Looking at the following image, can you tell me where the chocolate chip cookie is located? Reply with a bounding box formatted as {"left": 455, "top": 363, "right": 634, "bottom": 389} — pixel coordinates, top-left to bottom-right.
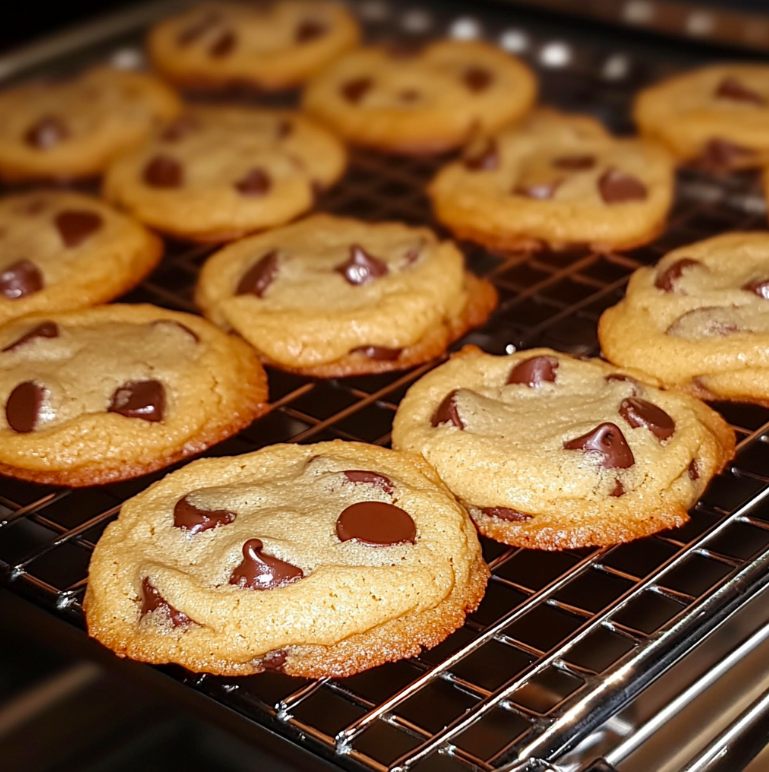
{"left": 0, "top": 67, "right": 182, "bottom": 182}
{"left": 302, "top": 39, "right": 537, "bottom": 155}
{"left": 0, "top": 191, "right": 163, "bottom": 325}
{"left": 195, "top": 214, "right": 497, "bottom": 376}
{"left": 391, "top": 346, "right": 734, "bottom": 550}
{"left": 0, "top": 304, "right": 269, "bottom": 486}
{"left": 148, "top": 1, "right": 361, "bottom": 92}
{"left": 84, "top": 440, "right": 488, "bottom": 676}
{"left": 429, "top": 109, "right": 675, "bottom": 252}
{"left": 600, "top": 232, "right": 769, "bottom": 404}
{"left": 103, "top": 106, "right": 346, "bottom": 242}
{"left": 634, "top": 65, "right": 769, "bottom": 170}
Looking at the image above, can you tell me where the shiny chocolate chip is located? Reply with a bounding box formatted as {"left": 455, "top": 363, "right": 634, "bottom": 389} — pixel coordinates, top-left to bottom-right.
{"left": 177, "top": 11, "right": 221, "bottom": 46}
{"left": 160, "top": 115, "right": 198, "bottom": 142}
{"left": 563, "top": 422, "right": 635, "bottom": 469}
{"left": 209, "top": 29, "right": 237, "bottom": 58}
{"left": 150, "top": 319, "right": 199, "bottom": 343}
{"left": 464, "top": 67, "right": 493, "bottom": 92}
{"left": 336, "top": 245, "right": 388, "bottom": 286}
{"left": 25, "top": 115, "right": 69, "bottom": 149}
{"left": 743, "top": 278, "right": 769, "bottom": 299}
{"left": 336, "top": 501, "right": 416, "bottom": 546}
{"left": 697, "top": 138, "right": 755, "bottom": 170}
{"left": 55, "top": 210, "right": 102, "bottom": 248}
{"left": 619, "top": 397, "right": 675, "bottom": 441}
{"left": 431, "top": 390, "right": 464, "bottom": 429}
{"left": 610, "top": 479, "right": 625, "bottom": 497}
{"left": 143, "top": 156, "right": 183, "bottom": 188}
{"left": 514, "top": 179, "right": 561, "bottom": 200}
{"left": 341, "top": 77, "right": 372, "bottom": 103}
{"left": 108, "top": 380, "right": 165, "bottom": 422}
{"left": 235, "top": 168, "right": 271, "bottom": 196}
{"left": 507, "top": 355, "right": 559, "bottom": 387}
{"left": 229, "top": 539, "right": 303, "bottom": 590}
{"left": 6, "top": 382, "right": 45, "bottom": 433}
{"left": 351, "top": 345, "right": 402, "bottom": 361}
{"left": 2, "top": 321, "right": 58, "bottom": 353}
{"left": 598, "top": 168, "right": 647, "bottom": 203}
{"left": 552, "top": 155, "right": 596, "bottom": 170}
{"left": 296, "top": 19, "right": 326, "bottom": 42}
{"left": 482, "top": 507, "right": 532, "bottom": 521}
{"left": 654, "top": 258, "right": 701, "bottom": 293}
{"left": 140, "top": 578, "right": 190, "bottom": 627}
{"left": 688, "top": 459, "right": 700, "bottom": 481}
{"left": 342, "top": 470, "right": 394, "bottom": 494}
{"left": 464, "top": 139, "right": 499, "bottom": 171}
{"left": 0, "top": 260, "right": 43, "bottom": 300}
{"left": 261, "top": 649, "right": 287, "bottom": 671}
{"left": 236, "top": 250, "right": 279, "bottom": 297}
{"left": 174, "top": 495, "right": 236, "bottom": 534}
{"left": 715, "top": 76, "right": 765, "bottom": 106}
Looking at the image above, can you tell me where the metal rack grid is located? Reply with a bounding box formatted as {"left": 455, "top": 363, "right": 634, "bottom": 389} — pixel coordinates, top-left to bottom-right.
{"left": 2, "top": 2, "right": 769, "bottom": 771}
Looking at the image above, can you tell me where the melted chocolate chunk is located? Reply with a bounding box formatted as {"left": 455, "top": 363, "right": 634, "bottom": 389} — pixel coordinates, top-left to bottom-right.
{"left": 507, "top": 355, "right": 559, "bottom": 387}
{"left": 174, "top": 495, "right": 236, "bottom": 534}
{"left": 598, "top": 169, "right": 647, "bottom": 203}
{"left": 341, "top": 77, "right": 372, "bottom": 103}
{"left": 654, "top": 258, "right": 701, "bottom": 293}
{"left": 0, "top": 260, "right": 43, "bottom": 300}
{"left": 464, "top": 67, "right": 493, "bottom": 92}
{"left": 2, "top": 321, "right": 58, "bottom": 353}
{"left": 464, "top": 139, "right": 499, "bottom": 171}
{"left": 140, "top": 578, "right": 190, "bottom": 627}
{"left": 336, "top": 245, "right": 389, "bottom": 285}
{"left": 296, "top": 19, "right": 326, "bottom": 42}
{"left": 25, "top": 115, "right": 69, "bottom": 149}
{"left": 150, "top": 319, "right": 199, "bottom": 343}
{"left": 563, "top": 422, "right": 635, "bottom": 469}
{"left": 482, "top": 507, "right": 532, "bottom": 521}
{"left": 236, "top": 250, "right": 279, "bottom": 297}
{"left": 610, "top": 479, "right": 625, "bottom": 497}
{"left": 342, "top": 470, "right": 394, "bottom": 494}
{"left": 715, "top": 76, "right": 765, "bottom": 106}
{"left": 235, "top": 168, "right": 272, "bottom": 196}
{"left": 55, "top": 210, "right": 102, "bottom": 248}
{"left": 229, "top": 539, "right": 303, "bottom": 590}
{"left": 336, "top": 501, "right": 416, "bottom": 546}
{"left": 209, "top": 29, "right": 237, "bottom": 58}
{"left": 431, "top": 390, "right": 464, "bottom": 429}
{"left": 261, "top": 649, "right": 287, "bottom": 671}
{"left": 698, "top": 138, "right": 755, "bottom": 170}
{"left": 619, "top": 397, "right": 675, "bottom": 441}
{"left": 688, "top": 459, "right": 700, "bottom": 481}
{"left": 6, "top": 381, "right": 45, "bottom": 433}
{"left": 351, "top": 345, "right": 402, "bottom": 361}
{"left": 177, "top": 11, "right": 221, "bottom": 46}
{"left": 143, "top": 156, "right": 183, "bottom": 188}
{"left": 743, "top": 278, "right": 769, "bottom": 299}
{"left": 160, "top": 115, "right": 198, "bottom": 142}
{"left": 514, "top": 179, "right": 561, "bottom": 200}
{"left": 552, "top": 155, "right": 596, "bottom": 170}
{"left": 108, "top": 380, "right": 165, "bottom": 422}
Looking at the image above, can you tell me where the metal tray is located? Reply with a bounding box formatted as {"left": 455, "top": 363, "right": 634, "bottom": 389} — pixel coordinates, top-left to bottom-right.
{"left": 2, "top": 2, "right": 769, "bottom": 770}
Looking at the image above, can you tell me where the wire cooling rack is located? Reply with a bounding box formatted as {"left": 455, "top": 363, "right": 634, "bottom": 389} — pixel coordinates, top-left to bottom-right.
{"left": 2, "top": 1, "right": 769, "bottom": 770}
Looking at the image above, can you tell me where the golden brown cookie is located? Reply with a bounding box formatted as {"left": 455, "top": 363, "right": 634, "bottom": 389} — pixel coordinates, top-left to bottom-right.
{"left": 0, "top": 304, "right": 269, "bottom": 487}
{"left": 84, "top": 441, "right": 488, "bottom": 677}
{"left": 195, "top": 214, "right": 497, "bottom": 376}
{"left": 392, "top": 346, "right": 734, "bottom": 550}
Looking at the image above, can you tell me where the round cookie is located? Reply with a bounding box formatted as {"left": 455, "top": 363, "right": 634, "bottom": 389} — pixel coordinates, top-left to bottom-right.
{"left": 0, "top": 304, "right": 269, "bottom": 487}
{"left": 84, "top": 440, "right": 488, "bottom": 677}
{"left": 302, "top": 40, "right": 537, "bottom": 155}
{"left": 428, "top": 110, "right": 675, "bottom": 252}
{"left": 391, "top": 346, "right": 734, "bottom": 550}
{"left": 634, "top": 65, "right": 769, "bottom": 170}
{"left": 0, "top": 67, "right": 181, "bottom": 182}
{"left": 600, "top": 233, "right": 769, "bottom": 405}
{"left": 103, "top": 106, "right": 347, "bottom": 242}
{"left": 0, "top": 191, "right": 163, "bottom": 325}
{"left": 148, "top": 1, "right": 361, "bottom": 92}
{"left": 195, "top": 214, "right": 497, "bottom": 377}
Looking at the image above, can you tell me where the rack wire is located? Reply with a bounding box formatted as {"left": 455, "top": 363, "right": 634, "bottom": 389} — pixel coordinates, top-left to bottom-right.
{"left": 2, "top": 2, "right": 769, "bottom": 770}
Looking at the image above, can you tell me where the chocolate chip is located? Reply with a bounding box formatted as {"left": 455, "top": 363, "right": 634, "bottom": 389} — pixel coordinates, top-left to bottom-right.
{"left": 177, "top": 11, "right": 220, "bottom": 46}
{"left": 150, "top": 319, "right": 199, "bottom": 343}
{"left": 514, "top": 179, "right": 561, "bottom": 200}
{"left": 160, "top": 115, "right": 198, "bottom": 142}
{"left": 55, "top": 210, "right": 102, "bottom": 248}
{"left": 2, "top": 321, "right": 58, "bottom": 353}
{"left": 229, "top": 539, "right": 303, "bottom": 590}
{"left": 342, "top": 470, "right": 394, "bottom": 494}
{"left": 697, "top": 138, "right": 755, "bottom": 170}
{"left": 336, "top": 245, "right": 388, "bottom": 286}
{"left": 174, "top": 495, "right": 236, "bottom": 534}
{"left": 610, "top": 479, "right": 625, "bottom": 497}
{"left": 25, "top": 115, "right": 69, "bottom": 149}
{"left": 464, "top": 139, "right": 499, "bottom": 171}
{"left": 6, "top": 381, "right": 45, "bottom": 432}
{"left": 236, "top": 250, "right": 279, "bottom": 297}
{"left": 296, "top": 19, "right": 326, "bottom": 42}
{"left": 654, "top": 258, "right": 701, "bottom": 293}
{"left": 715, "top": 76, "right": 765, "bottom": 106}
{"left": 143, "top": 156, "right": 183, "bottom": 188}
{"left": 341, "top": 77, "right": 372, "bottom": 103}
{"left": 507, "top": 355, "right": 559, "bottom": 387}
{"left": 235, "top": 168, "right": 271, "bottom": 196}
{"left": 209, "top": 29, "right": 237, "bottom": 58}
{"left": 276, "top": 119, "right": 293, "bottom": 139}
{"left": 351, "top": 345, "right": 402, "bottom": 361}
{"left": 141, "top": 578, "right": 190, "bottom": 627}
{"left": 563, "top": 422, "right": 635, "bottom": 469}
{"left": 552, "top": 155, "right": 596, "bottom": 170}
{"left": 620, "top": 397, "right": 675, "bottom": 441}
{"left": 108, "top": 380, "right": 165, "bottom": 422}
{"left": 743, "top": 278, "right": 769, "bottom": 299}
{"left": 0, "top": 260, "right": 43, "bottom": 300}
{"left": 336, "top": 501, "right": 416, "bottom": 546}
{"left": 688, "top": 459, "right": 700, "bottom": 481}
{"left": 482, "top": 507, "right": 532, "bottom": 521}
{"left": 261, "top": 650, "right": 287, "bottom": 671}
{"left": 598, "top": 168, "right": 647, "bottom": 203}
{"left": 431, "top": 390, "right": 464, "bottom": 429}
{"left": 464, "top": 67, "right": 493, "bottom": 92}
